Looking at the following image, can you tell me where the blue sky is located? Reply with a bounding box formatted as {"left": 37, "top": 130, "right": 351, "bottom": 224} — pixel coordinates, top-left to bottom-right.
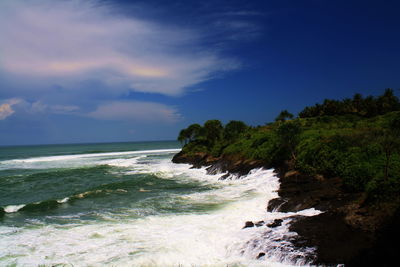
{"left": 1, "top": 0, "right": 400, "bottom": 145}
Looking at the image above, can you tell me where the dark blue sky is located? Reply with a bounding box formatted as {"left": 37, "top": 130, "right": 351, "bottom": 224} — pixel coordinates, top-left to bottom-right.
{"left": 0, "top": 0, "right": 399, "bottom": 145}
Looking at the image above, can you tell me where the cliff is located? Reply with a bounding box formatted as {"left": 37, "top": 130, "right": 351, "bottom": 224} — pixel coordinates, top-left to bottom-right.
{"left": 173, "top": 151, "right": 400, "bottom": 266}
{"left": 173, "top": 91, "right": 400, "bottom": 265}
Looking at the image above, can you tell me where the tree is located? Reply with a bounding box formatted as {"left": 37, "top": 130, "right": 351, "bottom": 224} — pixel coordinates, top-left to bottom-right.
{"left": 203, "top": 120, "right": 223, "bottom": 146}
{"left": 276, "top": 121, "right": 302, "bottom": 161}
{"left": 377, "top": 88, "right": 400, "bottom": 114}
{"left": 377, "top": 115, "right": 400, "bottom": 180}
{"left": 275, "top": 110, "right": 294, "bottom": 122}
{"left": 177, "top": 128, "right": 189, "bottom": 145}
{"left": 352, "top": 93, "right": 364, "bottom": 114}
{"left": 297, "top": 89, "right": 400, "bottom": 118}
{"left": 224, "top": 120, "right": 248, "bottom": 141}
{"left": 186, "top": 123, "right": 202, "bottom": 142}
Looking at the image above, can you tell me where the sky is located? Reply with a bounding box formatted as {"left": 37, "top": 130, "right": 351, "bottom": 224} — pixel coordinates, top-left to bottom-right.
{"left": 1, "top": 0, "right": 400, "bottom": 145}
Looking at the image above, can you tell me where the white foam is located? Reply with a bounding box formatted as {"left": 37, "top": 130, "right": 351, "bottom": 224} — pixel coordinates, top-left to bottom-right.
{"left": 57, "top": 197, "right": 70, "bottom": 204}
{"left": 8, "top": 149, "right": 179, "bottom": 163}
{"left": 0, "top": 150, "right": 322, "bottom": 266}
{"left": 3, "top": 204, "right": 26, "bottom": 213}
{"left": 0, "top": 163, "right": 321, "bottom": 266}
{"left": 0, "top": 149, "right": 180, "bottom": 170}
{"left": 99, "top": 155, "right": 145, "bottom": 168}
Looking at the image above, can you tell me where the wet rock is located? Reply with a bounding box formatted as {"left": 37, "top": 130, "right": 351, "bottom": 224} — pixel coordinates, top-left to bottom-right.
{"left": 243, "top": 221, "right": 254, "bottom": 229}
{"left": 267, "top": 219, "right": 283, "bottom": 228}
{"left": 218, "top": 173, "right": 231, "bottom": 180}
{"left": 267, "top": 198, "right": 287, "bottom": 212}
{"left": 256, "top": 252, "right": 265, "bottom": 259}
{"left": 173, "top": 151, "right": 266, "bottom": 177}
{"left": 255, "top": 221, "right": 264, "bottom": 227}
{"left": 206, "top": 164, "right": 223, "bottom": 175}
{"left": 290, "top": 212, "right": 374, "bottom": 266}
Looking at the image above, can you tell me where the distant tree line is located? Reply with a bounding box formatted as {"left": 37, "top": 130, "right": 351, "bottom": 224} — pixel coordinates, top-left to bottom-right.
{"left": 178, "top": 120, "right": 249, "bottom": 155}
{"left": 298, "top": 89, "right": 400, "bottom": 118}
{"left": 178, "top": 120, "right": 248, "bottom": 145}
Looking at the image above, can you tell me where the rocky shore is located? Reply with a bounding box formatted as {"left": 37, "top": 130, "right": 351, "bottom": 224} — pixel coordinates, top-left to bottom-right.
{"left": 172, "top": 151, "right": 400, "bottom": 266}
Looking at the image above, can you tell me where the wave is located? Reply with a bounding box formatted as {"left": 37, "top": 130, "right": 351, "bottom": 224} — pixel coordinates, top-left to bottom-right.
{"left": 3, "top": 204, "right": 26, "bottom": 213}
{"left": 1, "top": 186, "right": 134, "bottom": 214}
{"left": 0, "top": 148, "right": 180, "bottom": 170}
{"left": 0, "top": 151, "right": 323, "bottom": 266}
{"left": 3, "top": 200, "right": 62, "bottom": 214}
{"left": 0, "top": 165, "right": 322, "bottom": 266}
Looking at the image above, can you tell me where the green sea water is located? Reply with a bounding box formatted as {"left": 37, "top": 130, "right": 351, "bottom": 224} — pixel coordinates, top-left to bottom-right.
{"left": 0, "top": 141, "right": 314, "bottom": 266}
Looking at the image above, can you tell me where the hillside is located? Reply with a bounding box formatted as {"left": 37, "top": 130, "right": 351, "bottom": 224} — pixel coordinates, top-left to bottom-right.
{"left": 172, "top": 89, "right": 400, "bottom": 266}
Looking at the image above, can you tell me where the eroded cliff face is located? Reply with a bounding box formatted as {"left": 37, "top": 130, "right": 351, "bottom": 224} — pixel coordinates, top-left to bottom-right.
{"left": 172, "top": 151, "right": 266, "bottom": 176}
{"left": 172, "top": 151, "right": 400, "bottom": 266}
{"left": 271, "top": 165, "right": 400, "bottom": 266}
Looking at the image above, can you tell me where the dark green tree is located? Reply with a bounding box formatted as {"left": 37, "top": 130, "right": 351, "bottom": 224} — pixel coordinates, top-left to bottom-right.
{"left": 177, "top": 128, "right": 189, "bottom": 145}
{"left": 378, "top": 115, "right": 400, "bottom": 180}
{"left": 276, "top": 121, "right": 302, "bottom": 161}
{"left": 185, "top": 123, "right": 202, "bottom": 142}
{"left": 224, "top": 120, "right": 248, "bottom": 141}
{"left": 203, "top": 120, "right": 223, "bottom": 146}
{"left": 377, "top": 88, "right": 400, "bottom": 114}
{"left": 352, "top": 93, "right": 364, "bottom": 114}
{"left": 275, "top": 110, "right": 294, "bottom": 122}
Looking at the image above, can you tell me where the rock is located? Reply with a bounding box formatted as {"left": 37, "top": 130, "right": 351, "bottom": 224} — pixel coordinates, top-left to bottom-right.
{"left": 255, "top": 221, "right": 264, "bottom": 227}
{"left": 267, "top": 219, "right": 283, "bottom": 228}
{"left": 267, "top": 198, "right": 287, "bottom": 212}
{"left": 173, "top": 151, "right": 400, "bottom": 266}
{"left": 218, "top": 173, "right": 231, "bottom": 180}
{"left": 171, "top": 151, "right": 208, "bottom": 166}
{"left": 173, "top": 151, "right": 266, "bottom": 177}
{"left": 243, "top": 221, "right": 254, "bottom": 229}
{"left": 272, "top": 168, "right": 354, "bottom": 213}
{"left": 289, "top": 212, "right": 374, "bottom": 266}
{"left": 256, "top": 252, "right": 266, "bottom": 259}
{"left": 284, "top": 170, "right": 299, "bottom": 178}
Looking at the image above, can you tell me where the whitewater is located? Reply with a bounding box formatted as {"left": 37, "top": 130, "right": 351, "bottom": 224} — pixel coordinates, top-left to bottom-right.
{"left": 0, "top": 141, "right": 320, "bottom": 266}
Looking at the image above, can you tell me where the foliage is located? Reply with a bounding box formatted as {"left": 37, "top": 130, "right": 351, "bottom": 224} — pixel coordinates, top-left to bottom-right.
{"left": 275, "top": 110, "right": 294, "bottom": 122}
{"left": 224, "top": 120, "right": 248, "bottom": 141}
{"left": 177, "top": 123, "right": 202, "bottom": 145}
{"left": 176, "top": 89, "right": 400, "bottom": 200}
{"left": 298, "top": 89, "right": 400, "bottom": 118}
{"left": 276, "top": 121, "right": 302, "bottom": 161}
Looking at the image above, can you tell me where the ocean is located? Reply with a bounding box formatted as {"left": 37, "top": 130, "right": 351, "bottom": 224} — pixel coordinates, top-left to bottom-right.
{"left": 0, "top": 141, "right": 320, "bottom": 266}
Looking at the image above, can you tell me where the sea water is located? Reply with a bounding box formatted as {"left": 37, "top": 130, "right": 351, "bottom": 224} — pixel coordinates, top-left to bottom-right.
{"left": 0, "top": 141, "right": 320, "bottom": 266}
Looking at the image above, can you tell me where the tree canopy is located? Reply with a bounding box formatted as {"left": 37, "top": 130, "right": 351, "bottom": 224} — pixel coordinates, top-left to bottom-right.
{"left": 275, "top": 110, "right": 294, "bottom": 122}
{"left": 298, "top": 89, "right": 400, "bottom": 118}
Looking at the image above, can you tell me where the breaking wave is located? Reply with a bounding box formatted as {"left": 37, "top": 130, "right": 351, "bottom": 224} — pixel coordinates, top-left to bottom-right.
{"left": 0, "top": 147, "right": 321, "bottom": 266}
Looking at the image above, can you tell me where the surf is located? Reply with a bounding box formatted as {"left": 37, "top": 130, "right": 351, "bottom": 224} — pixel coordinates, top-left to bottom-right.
{"left": 0, "top": 142, "right": 321, "bottom": 266}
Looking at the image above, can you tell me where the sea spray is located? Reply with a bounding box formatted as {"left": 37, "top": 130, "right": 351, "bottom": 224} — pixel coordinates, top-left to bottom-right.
{"left": 0, "top": 142, "right": 321, "bottom": 266}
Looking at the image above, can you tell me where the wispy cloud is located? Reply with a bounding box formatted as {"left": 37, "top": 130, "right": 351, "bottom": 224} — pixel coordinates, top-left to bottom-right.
{"left": 0, "top": 103, "right": 15, "bottom": 120}
{"left": 0, "top": 0, "right": 238, "bottom": 96}
{"left": 88, "top": 101, "right": 181, "bottom": 123}
{"left": 0, "top": 98, "right": 80, "bottom": 118}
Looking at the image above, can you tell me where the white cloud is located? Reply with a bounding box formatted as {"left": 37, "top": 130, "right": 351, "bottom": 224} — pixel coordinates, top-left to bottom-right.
{"left": 0, "top": 0, "right": 238, "bottom": 96}
{"left": 0, "top": 98, "right": 80, "bottom": 118}
{"left": 0, "top": 103, "right": 15, "bottom": 120}
{"left": 0, "top": 98, "right": 21, "bottom": 120}
{"left": 88, "top": 101, "right": 181, "bottom": 123}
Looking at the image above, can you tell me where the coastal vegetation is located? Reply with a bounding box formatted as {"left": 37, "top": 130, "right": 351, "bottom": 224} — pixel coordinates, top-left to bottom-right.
{"left": 177, "top": 89, "right": 400, "bottom": 200}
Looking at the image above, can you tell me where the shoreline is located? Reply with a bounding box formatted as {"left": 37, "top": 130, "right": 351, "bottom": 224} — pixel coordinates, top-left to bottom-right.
{"left": 172, "top": 151, "right": 400, "bottom": 266}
